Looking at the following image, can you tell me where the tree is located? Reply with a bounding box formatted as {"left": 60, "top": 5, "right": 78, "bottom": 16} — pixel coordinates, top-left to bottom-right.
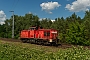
{"left": 66, "top": 21, "right": 89, "bottom": 45}
{"left": 40, "top": 18, "right": 52, "bottom": 29}
{"left": 83, "top": 10, "right": 90, "bottom": 40}
{"left": 0, "top": 24, "right": 6, "bottom": 37}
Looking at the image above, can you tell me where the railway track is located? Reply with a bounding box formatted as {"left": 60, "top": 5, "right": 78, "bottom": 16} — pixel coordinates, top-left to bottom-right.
{"left": 0, "top": 38, "right": 21, "bottom": 42}
{"left": 0, "top": 38, "right": 90, "bottom": 49}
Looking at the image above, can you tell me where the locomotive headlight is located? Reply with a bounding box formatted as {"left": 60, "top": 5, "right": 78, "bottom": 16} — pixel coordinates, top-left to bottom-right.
{"left": 49, "top": 39, "right": 52, "bottom": 42}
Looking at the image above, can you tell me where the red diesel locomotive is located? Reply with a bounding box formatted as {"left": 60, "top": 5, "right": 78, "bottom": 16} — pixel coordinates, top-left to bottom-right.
{"left": 20, "top": 27, "right": 59, "bottom": 45}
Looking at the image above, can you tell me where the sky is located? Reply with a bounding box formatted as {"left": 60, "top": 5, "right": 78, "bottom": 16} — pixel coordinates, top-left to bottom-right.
{"left": 0, "top": 0, "right": 90, "bottom": 25}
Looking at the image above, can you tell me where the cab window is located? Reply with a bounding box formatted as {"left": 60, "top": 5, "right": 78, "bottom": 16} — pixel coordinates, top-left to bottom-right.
{"left": 44, "top": 31, "right": 50, "bottom": 36}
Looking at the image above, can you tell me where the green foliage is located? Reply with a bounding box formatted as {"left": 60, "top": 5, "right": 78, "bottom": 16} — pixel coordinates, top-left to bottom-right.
{"left": 40, "top": 18, "right": 52, "bottom": 29}
{"left": 0, "top": 24, "right": 6, "bottom": 38}
{"left": 56, "top": 46, "right": 90, "bottom": 60}
{"left": 66, "top": 21, "right": 89, "bottom": 45}
{"left": 83, "top": 10, "right": 90, "bottom": 40}
{"left": 0, "top": 42, "right": 90, "bottom": 60}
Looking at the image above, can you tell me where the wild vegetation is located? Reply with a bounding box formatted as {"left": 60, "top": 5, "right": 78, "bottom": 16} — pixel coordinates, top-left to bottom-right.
{"left": 0, "top": 40, "right": 90, "bottom": 60}
{"left": 0, "top": 11, "right": 90, "bottom": 45}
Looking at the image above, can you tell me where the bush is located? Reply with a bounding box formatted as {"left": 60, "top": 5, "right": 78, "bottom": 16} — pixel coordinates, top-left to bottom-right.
{"left": 66, "top": 22, "right": 90, "bottom": 45}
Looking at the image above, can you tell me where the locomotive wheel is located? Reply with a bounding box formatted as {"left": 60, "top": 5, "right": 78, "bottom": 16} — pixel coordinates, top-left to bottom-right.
{"left": 50, "top": 42, "right": 55, "bottom": 46}
{"left": 50, "top": 42, "right": 58, "bottom": 47}
{"left": 21, "top": 39, "right": 27, "bottom": 43}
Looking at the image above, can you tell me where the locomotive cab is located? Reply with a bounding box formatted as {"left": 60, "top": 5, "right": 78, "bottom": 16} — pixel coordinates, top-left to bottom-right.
{"left": 51, "top": 31, "right": 57, "bottom": 39}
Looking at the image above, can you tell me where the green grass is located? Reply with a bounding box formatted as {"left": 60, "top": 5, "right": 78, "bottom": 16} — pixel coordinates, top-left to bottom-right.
{"left": 0, "top": 40, "right": 90, "bottom": 60}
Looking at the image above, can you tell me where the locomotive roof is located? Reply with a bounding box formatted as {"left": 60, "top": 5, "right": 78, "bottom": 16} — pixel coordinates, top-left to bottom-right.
{"left": 38, "top": 29, "right": 57, "bottom": 31}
